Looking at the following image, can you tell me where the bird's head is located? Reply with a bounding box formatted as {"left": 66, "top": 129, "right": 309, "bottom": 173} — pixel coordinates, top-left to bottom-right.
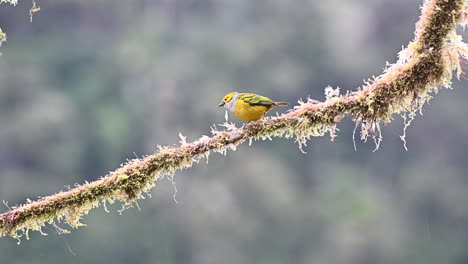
{"left": 218, "top": 92, "right": 237, "bottom": 108}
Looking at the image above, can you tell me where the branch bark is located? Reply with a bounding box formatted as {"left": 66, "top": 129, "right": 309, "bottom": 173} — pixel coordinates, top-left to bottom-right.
{"left": 1, "top": 0, "right": 466, "bottom": 240}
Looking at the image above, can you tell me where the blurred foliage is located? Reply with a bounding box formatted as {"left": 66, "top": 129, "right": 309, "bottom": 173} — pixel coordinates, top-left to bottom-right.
{"left": 0, "top": 0, "right": 467, "bottom": 264}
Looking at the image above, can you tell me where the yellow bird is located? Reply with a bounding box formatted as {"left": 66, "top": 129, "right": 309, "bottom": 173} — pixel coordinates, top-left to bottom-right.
{"left": 218, "top": 92, "right": 288, "bottom": 122}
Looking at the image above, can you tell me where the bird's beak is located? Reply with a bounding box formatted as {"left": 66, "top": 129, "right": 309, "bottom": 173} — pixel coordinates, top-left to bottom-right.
{"left": 218, "top": 102, "right": 225, "bottom": 107}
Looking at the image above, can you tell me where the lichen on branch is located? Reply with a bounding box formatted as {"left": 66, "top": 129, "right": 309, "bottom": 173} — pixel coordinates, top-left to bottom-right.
{"left": 0, "top": 28, "right": 6, "bottom": 49}
{"left": 0, "top": 0, "right": 18, "bottom": 5}
{"left": 0, "top": 0, "right": 18, "bottom": 51}
{"left": 0, "top": 0, "right": 467, "bottom": 241}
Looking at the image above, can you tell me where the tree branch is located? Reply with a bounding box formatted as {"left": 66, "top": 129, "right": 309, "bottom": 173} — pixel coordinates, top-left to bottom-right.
{"left": 1, "top": 0, "right": 466, "bottom": 240}
{"left": 0, "top": 1, "right": 18, "bottom": 50}
{"left": 0, "top": 0, "right": 18, "bottom": 5}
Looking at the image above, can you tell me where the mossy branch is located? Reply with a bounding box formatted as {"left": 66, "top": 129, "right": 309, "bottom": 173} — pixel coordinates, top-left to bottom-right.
{"left": 0, "top": 0, "right": 18, "bottom": 5}
{"left": 1, "top": 0, "right": 467, "bottom": 240}
{"left": 0, "top": 28, "right": 6, "bottom": 49}
{"left": 0, "top": 0, "right": 18, "bottom": 50}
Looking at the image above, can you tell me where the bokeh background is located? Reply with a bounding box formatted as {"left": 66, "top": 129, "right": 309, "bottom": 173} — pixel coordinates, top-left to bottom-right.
{"left": 1, "top": 0, "right": 467, "bottom": 263}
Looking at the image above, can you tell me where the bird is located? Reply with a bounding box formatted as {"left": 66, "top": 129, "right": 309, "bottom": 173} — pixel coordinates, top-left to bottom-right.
{"left": 218, "top": 92, "right": 288, "bottom": 122}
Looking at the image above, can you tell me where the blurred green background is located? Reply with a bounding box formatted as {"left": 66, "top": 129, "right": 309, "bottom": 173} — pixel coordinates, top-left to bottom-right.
{"left": 1, "top": 0, "right": 468, "bottom": 263}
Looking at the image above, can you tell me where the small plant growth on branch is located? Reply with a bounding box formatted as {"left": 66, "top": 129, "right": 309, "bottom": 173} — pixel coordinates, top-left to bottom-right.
{"left": 0, "top": 0, "right": 467, "bottom": 241}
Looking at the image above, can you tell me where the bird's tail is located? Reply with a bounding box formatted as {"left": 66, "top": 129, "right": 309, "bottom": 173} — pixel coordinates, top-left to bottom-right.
{"left": 274, "top": 102, "right": 288, "bottom": 106}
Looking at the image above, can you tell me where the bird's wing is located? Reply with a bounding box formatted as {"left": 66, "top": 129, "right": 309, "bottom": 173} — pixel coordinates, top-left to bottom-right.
{"left": 241, "top": 94, "right": 274, "bottom": 106}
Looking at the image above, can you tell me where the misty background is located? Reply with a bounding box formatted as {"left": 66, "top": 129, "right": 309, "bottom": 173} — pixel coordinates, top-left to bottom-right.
{"left": 1, "top": 0, "right": 468, "bottom": 263}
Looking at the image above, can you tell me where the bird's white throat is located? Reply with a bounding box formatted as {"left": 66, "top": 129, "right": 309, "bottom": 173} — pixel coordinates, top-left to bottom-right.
{"left": 224, "top": 92, "right": 238, "bottom": 112}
